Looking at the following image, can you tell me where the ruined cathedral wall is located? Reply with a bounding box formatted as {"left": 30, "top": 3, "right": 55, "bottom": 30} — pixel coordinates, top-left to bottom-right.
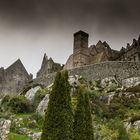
{"left": 68, "top": 61, "right": 140, "bottom": 83}
{"left": 64, "top": 54, "right": 73, "bottom": 70}
{"left": 38, "top": 61, "right": 140, "bottom": 87}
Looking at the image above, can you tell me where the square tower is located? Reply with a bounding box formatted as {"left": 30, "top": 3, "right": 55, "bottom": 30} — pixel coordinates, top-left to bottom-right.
{"left": 73, "top": 30, "right": 89, "bottom": 68}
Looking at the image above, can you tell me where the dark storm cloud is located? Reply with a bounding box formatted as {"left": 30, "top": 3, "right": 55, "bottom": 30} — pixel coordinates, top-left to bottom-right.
{"left": 0, "top": 0, "right": 140, "bottom": 30}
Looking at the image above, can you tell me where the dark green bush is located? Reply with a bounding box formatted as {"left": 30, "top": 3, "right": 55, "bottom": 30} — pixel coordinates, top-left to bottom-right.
{"left": 0, "top": 95, "right": 11, "bottom": 112}
{"left": 1, "top": 95, "right": 10, "bottom": 104}
{"left": 8, "top": 95, "right": 33, "bottom": 113}
{"left": 1, "top": 95, "right": 33, "bottom": 114}
{"left": 31, "top": 113, "right": 44, "bottom": 129}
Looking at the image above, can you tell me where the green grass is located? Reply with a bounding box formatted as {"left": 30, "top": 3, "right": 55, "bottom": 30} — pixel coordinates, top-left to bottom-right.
{"left": 8, "top": 133, "right": 31, "bottom": 140}
{"left": 16, "top": 113, "right": 33, "bottom": 118}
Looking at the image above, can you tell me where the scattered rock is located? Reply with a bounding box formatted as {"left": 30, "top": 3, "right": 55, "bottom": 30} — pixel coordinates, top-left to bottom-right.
{"left": 0, "top": 119, "right": 11, "bottom": 140}
{"left": 101, "top": 77, "right": 118, "bottom": 92}
{"left": 18, "top": 128, "right": 29, "bottom": 135}
{"left": 107, "top": 92, "right": 115, "bottom": 105}
{"left": 133, "top": 120, "right": 140, "bottom": 130}
{"left": 69, "top": 75, "right": 80, "bottom": 96}
{"left": 28, "top": 132, "right": 42, "bottom": 140}
{"left": 122, "top": 77, "right": 140, "bottom": 92}
{"left": 125, "top": 120, "right": 140, "bottom": 131}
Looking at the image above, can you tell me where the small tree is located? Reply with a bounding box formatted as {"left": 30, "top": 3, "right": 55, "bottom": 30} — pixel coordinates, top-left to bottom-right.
{"left": 73, "top": 87, "right": 85, "bottom": 140}
{"left": 41, "top": 71, "right": 73, "bottom": 140}
{"left": 73, "top": 87, "right": 94, "bottom": 140}
{"left": 84, "top": 91, "right": 94, "bottom": 140}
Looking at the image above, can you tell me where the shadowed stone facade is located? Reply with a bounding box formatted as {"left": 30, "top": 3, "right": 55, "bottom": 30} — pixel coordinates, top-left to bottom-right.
{"left": 115, "top": 36, "right": 140, "bottom": 61}
{"left": 37, "top": 53, "right": 62, "bottom": 78}
{"left": 0, "top": 59, "right": 32, "bottom": 96}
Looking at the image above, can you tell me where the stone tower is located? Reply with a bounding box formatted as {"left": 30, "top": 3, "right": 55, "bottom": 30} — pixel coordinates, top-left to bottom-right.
{"left": 73, "top": 30, "right": 89, "bottom": 68}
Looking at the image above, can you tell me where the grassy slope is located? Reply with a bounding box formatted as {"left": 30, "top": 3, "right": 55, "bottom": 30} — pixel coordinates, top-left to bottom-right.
{"left": 8, "top": 133, "right": 31, "bottom": 140}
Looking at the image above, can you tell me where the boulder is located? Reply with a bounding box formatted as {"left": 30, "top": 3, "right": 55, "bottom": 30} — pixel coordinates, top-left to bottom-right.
{"left": 69, "top": 75, "right": 80, "bottom": 96}
{"left": 69, "top": 75, "right": 79, "bottom": 85}
{"left": 36, "top": 94, "right": 49, "bottom": 116}
{"left": 25, "top": 86, "right": 41, "bottom": 102}
{"left": 122, "top": 77, "right": 140, "bottom": 92}
{"left": 133, "top": 120, "right": 140, "bottom": 130}
{"left": 101, "top": 77, "right": 118, "bottom": 92}
{"left": 125, "top": 120, "right": 140, "bottom": 132}
{"left": 0, "top": 119, "right": 11, "bottom": 140}
{"left": 18, "top": 128, "right": 29, "bottom": 135}
{"left": 28, "top": 132, "right": 42, "bottom": 140}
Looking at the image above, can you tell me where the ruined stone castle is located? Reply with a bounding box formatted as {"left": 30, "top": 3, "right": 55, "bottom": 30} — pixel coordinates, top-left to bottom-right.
{"left": 64, "top": 30, "right": 140, "bottom": 69}
{"left": 0, "top": 30, "right": 140, "bottom": 95}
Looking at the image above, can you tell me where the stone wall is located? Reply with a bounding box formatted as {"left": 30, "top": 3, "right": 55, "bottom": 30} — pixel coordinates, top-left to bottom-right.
{"left": 69, "top": 61, "right": 140, "bottom": 83}
{"left": 34, "top": 61, "right": 140, "bottom": 87}
{"left": 0, "top": 59, "right": 32, "bottom": 96}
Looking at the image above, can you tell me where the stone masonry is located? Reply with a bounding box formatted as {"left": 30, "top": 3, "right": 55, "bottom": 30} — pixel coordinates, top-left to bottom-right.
{"left": 33, "top": 61, "right": 140, "bottom": 88}
{"left": 0, "top": 59, "right": 32, "bottom": 96}
{"left": 37, "top": 53, "right": 62, "bottom": 78}
{"left": 64, "top": 30, "right": 140, "bottom": 70}
{"left": 0, "top": 31, "right": 140, "bottom": 95}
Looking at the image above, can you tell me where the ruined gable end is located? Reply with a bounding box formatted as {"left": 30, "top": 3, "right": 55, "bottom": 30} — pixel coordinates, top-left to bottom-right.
{"left": 0, "top": 59, "right": 32, "bottom": 95}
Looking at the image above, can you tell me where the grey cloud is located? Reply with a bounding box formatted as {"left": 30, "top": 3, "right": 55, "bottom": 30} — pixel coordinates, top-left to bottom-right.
{"left": 0, "top": 0, "right": 139, "bottom": 29}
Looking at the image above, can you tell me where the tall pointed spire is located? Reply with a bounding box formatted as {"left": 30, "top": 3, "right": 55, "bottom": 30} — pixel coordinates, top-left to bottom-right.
{"left": 40, "top": 53, "right": 48, "bottom": 69}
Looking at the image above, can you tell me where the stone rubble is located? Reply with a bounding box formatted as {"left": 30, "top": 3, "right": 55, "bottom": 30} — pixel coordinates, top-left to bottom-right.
{"left": 122, "top": 77, "right": 140, "bottom": 92}
{"left": 0, "top": 119, "right": 11, "bottom": 140}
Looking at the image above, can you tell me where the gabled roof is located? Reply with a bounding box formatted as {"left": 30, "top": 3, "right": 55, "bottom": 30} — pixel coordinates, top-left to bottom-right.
{"left": 5, "top": 59, "right": 29, "bottom": 77}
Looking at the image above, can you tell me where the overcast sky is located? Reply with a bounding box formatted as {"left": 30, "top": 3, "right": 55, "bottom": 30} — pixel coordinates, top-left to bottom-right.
{"left": 0, "top": 0, "right": 140, "bottom": 77}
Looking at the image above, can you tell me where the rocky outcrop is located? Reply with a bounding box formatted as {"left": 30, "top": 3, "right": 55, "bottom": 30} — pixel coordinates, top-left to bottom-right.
{"left": 133, "top": 120, "right": 140, "bottom": 130}
{"left": 36, "top": 94, "right": 50, "bottom": 116}
{"left": 101, "top": 77, "right": 119, "bottom": 92}
{"left": 28, "top": 132, "right": 42, "bottom": 140}
{"left": 122, "top": 77, "right": 140, "bottom": 92}
{"left": 25, "top": 86, "right": 41, "bottom": 102}
{"left": 0, "top": 119, "right": 11, "bottom": 140}
{"left": 18, "top": 127, "right": 41, "bottom": 140}
{"left": 12, "top": 117, "right": 41, "bottom": 140}
{"left": 125, "top": 119, "right": 140, "bottom": 132}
